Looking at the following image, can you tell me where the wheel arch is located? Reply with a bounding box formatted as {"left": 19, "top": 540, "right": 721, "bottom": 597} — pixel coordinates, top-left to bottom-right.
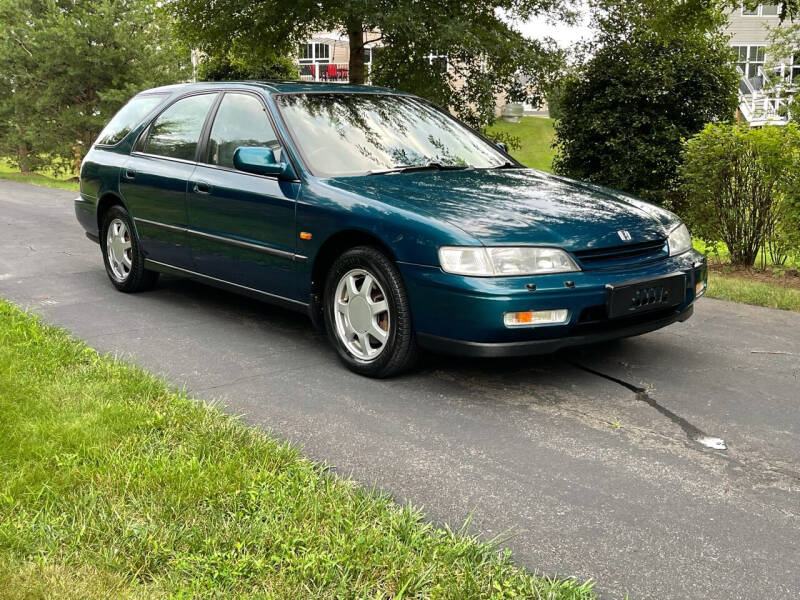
{"left": 96, "top": 191, "right": 129, "bottom": 232}
{"left": 308, "top": 229, "right": 399, "bottom": 329}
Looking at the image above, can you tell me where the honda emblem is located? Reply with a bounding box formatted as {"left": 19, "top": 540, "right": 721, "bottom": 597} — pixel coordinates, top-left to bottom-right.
{"left": 617, "top": 230, "right": 632, "bottom": 241}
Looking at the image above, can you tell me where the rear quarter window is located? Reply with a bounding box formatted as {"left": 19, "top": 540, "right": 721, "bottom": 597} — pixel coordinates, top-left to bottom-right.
{"left": 95, "top": 95, "right": 165, "bottom": 146}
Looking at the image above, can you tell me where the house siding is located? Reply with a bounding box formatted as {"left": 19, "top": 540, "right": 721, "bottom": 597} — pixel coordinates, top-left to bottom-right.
{"left": 724, "top": 9, "right": 781, "bottom": 45}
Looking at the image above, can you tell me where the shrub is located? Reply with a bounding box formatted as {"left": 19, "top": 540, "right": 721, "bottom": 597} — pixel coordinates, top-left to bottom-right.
{"left": 551, "top": 1, "right": 738, "bottom": 205}
{"left": 679, "top": 123, "right": 800, "bottom": 266}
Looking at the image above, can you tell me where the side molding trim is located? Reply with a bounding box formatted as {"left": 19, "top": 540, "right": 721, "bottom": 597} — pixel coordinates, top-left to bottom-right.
{"left": 133, "top": 217, "right": 308, "bottom": 263}
{"left": 143, "top": 258, "right": 309, "bottom": 312}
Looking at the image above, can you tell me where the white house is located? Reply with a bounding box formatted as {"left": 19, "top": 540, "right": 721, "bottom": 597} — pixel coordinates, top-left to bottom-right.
{"left": 725, "top": 4, "right": 796, "bottom": 124}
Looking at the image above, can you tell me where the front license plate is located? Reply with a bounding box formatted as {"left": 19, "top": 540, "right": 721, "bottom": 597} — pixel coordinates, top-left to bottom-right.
{"left": 606, "top": 274, "right": 686, "bottom": 319}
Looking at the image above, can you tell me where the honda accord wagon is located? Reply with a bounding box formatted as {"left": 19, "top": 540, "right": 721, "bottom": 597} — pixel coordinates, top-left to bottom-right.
{"left": 75, "top": 81, "right": 707, "bottom": 377}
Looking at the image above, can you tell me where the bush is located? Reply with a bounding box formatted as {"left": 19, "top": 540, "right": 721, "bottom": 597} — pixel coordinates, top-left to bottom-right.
{"left": 552, "top": 9, "right": 738, "bottom": 205}
{"left": 679, "top": 123, "right": 800, "bottom": 266}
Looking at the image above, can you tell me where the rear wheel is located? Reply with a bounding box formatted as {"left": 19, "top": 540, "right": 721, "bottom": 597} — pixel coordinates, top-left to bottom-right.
{"left": 101, "top": 205, "right": 159, "bottom": 292}
{"left": 324, "top": 246, "right": 417, "bottom": 377}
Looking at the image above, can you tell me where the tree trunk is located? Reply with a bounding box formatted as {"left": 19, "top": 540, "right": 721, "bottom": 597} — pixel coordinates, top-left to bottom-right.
{"left": 347, "top": 18, "right": 365, "bottom": 85}
{"left": 18, "top": 144, "right": 31, "bottom": 174}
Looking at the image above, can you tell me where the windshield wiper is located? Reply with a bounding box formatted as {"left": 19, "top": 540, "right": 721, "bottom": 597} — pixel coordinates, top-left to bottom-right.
{"left": 368, "top": 162, "right": 469, "bottom": 175}
{"left": 490, "top": 161, "right": 521, "bottom": 169}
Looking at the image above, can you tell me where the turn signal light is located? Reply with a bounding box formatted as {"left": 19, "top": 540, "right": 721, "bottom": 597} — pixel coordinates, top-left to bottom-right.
{"left": 695, "top": 280, "right": 707, "bottom": 298}
{"left": 299, "top": 232, "right": 312, "bottom": 240}
{"left": 504, "top": 309, "right": 568, "bottom": 327}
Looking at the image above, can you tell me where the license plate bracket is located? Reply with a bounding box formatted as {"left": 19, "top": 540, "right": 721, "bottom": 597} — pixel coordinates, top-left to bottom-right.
{"left": 606, "top": 273, "right": 686, "bottom": 319}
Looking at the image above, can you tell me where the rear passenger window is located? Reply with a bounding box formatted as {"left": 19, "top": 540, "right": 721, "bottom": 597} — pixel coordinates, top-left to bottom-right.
{"left": 206, "top": 93, "right": 279, "bottom": 169}
{"left": 96, "top": 95, "right": 164, "bottom": 146}
{"left": 142, "top": 94, "right": 216, "bottom": 161}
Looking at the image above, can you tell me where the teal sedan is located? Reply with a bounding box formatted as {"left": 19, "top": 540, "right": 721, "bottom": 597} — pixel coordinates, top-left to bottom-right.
{"left": 75, "top": 81, "right": 707, "bottom": 377}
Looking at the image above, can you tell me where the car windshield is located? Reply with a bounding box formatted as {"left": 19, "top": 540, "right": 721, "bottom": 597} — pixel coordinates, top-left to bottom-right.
{"left": 276, "top": 93, "right": 509, "bottom": 177}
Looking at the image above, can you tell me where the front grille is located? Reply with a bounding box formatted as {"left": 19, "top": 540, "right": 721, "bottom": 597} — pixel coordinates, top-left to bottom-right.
{"left": 573, "top": 239, "right": 667, "bottom": 269}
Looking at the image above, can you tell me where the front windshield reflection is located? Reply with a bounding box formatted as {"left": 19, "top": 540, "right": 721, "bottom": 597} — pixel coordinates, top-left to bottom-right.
{"left": 277, "top": 93, "right": 507, "bottom": 177}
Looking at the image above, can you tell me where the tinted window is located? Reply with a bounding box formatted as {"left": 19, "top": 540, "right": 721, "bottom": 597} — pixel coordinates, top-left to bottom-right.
{"left": 143, "top": 94, "right": 216, "bottom": 160}
{"left": 96, "top": 95, "right": 164, "bottom": 146}
{"left": 276, "top": 93, "right": 506, "bottom": 177}
{"left": 206, "top": 93, "right": 279, "bottom": 169}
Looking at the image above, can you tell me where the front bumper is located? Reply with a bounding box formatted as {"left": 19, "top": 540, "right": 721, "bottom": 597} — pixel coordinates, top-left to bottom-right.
{"left": 400, "top": 250, "right": 706, "bottom": 357}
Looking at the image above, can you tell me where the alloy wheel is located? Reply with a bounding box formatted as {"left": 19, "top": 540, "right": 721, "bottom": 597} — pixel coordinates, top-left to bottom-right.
{"left": 106, "top": 217, "right": 132, "bottom": 282}
{"left": 333, "top": 268, "right": 391, "bottom": 361}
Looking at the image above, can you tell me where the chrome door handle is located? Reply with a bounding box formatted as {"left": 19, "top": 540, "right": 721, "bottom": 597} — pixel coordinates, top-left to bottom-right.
{"left": 122, "top": 169, "right": 136, "bottom": 180}
{"left": 193, "top": 181, "right": 211, "bottom": 194}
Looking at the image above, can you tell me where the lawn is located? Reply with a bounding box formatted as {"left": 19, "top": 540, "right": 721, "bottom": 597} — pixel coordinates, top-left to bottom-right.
{"left": 705, "top": 272, "right": 800, "bottom": 312}
{"left": 692, "top": 241, "right": 800, "bottom": 312}
{"left": 0, "top": 158, "right": 79, "bottom": 192}
{"left": 0, "top": 299, "right": 596, "bottom": 599}
{"left": 487, "top": 117, "right": 556, "bottom": 172}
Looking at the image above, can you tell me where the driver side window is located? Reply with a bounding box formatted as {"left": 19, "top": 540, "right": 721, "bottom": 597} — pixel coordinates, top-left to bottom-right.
{"left": 206, "top": 93, "right": 280, "bottom": 169}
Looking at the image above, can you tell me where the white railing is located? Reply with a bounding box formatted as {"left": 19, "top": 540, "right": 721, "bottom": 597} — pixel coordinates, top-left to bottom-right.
{"left": 737, "top": 66, "right": 793, "bottom": 125}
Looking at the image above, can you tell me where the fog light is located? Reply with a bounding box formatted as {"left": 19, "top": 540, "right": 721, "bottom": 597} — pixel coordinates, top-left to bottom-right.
{"left": 504, "top": 309, "right": 569, "bottom": 327}
{"left": 695, "top": 280, "right": 707, "bottom": 298}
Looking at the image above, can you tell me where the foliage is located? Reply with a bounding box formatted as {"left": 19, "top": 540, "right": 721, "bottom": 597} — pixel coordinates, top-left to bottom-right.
{"left": 196, "top": 53, "right": 297, "bottom": 82}
{"left": 0, "top": 158, "right": 79, "bottom": 191}
{"left": 0, "top": 0, "right": 190, "bottom": 175}
{"left": 552, "top": 0, "right": 739, "bottom": 205}
{"left": 0, "top": 299, "right": 598, "bottom": 599}
{"left": 169, "top": 0, "right": 569, "bottom": 130}
{"left": 764, "top": 23, "right": 800, "bottom": 124}
{"left": 679, "top": 123, "right": 800, "bottom": 266}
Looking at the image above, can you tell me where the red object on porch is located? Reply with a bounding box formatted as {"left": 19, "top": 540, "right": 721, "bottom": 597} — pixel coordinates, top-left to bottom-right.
{"left": 327, "top": 64, "right": 337, "bottom": 79}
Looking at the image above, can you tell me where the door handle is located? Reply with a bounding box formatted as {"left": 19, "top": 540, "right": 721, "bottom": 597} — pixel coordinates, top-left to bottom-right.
{"left": 122, "top": 169, "right": 136, "bottom": 180}
{"left": 193, "top": 181, "right": 211, "bottom": 194}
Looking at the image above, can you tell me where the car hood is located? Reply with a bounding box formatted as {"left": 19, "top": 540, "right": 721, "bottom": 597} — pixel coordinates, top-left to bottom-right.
{"left": 326, "top": 168, "right": 677, "bottom": 250}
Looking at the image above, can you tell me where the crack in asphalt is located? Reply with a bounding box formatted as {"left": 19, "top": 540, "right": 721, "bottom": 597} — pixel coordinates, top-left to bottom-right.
{"left": 569, "top": 361, "right": 800, "bottom": 493}
{"left": 569, "top": 361, "right": 727, "bottom": 450}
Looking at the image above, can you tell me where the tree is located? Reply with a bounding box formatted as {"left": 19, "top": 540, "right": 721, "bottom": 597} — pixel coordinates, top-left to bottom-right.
{"left": 196, "top": 53, "right": 297, "bottom": 83}
{"left": 0, "top": 0, "right": 191, "bottom": 175}
{"left": 680, "top": 123, "right": 800, "bottom": 266}
{"left": 169, "top": 0, "right": 568, "bottom": 130}
{"left": 552, "top": 0, "right": 739, "bottom": 206}
{"left": 764, "top": 22, "right": 800, "bottom": 123}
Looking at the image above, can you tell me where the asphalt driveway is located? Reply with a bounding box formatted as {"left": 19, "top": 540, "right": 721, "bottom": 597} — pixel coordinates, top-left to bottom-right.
{"left": 1, "top": 180, "right": 798, "bottom": 599}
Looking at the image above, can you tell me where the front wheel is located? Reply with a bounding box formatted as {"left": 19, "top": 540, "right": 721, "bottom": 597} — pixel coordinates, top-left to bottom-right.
{"left": 324, "top": 246, "right": 417, "bottom": 377}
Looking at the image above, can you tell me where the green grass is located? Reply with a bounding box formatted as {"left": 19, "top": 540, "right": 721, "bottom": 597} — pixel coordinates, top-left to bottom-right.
{"left": 0, "top": 158, "right": 79, "bottom": 192}
{"left": 705, "top": 273, "right": 800, "bottom": 312}
{"left": 487, "top": 117, "right": 556, "bottom": 172}
{"left": 0, "top": 300, "right": 596, "bottom": 600}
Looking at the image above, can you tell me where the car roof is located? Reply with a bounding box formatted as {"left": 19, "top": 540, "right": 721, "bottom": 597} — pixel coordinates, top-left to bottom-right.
{"left": 139, "top": 80, "right": 407, "bottom": 97}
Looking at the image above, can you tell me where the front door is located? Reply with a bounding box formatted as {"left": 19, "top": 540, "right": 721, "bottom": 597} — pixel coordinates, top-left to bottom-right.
{"left": 188, "top": 92, "right": 299, "bottom": 300}
{"left": 120, "top": 92, "right": 218, "bottom": 268}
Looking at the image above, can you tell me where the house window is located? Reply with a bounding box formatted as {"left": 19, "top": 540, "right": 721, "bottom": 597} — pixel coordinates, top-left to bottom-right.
{"left": 741, "top": 4, "right": 780, "bottom": 16}
{"left": 424, "top": 52, "right": 448, "bottom": 73}
{"left": 733, "top": 45, "right": 766, "bottom": 78}
{"left": 298, "top": 43, "right": 331, "bottom": 64}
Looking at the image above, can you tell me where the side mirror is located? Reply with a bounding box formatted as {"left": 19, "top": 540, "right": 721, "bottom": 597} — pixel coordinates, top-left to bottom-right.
{"left": 233, "top": 146, "right": 292, "bottom": 178}
{"left": 496, "top": 142, "right": 508, "bottom": 153}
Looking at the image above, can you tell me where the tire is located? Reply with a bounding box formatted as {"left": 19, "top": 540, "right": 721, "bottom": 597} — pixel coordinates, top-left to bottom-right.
{"left": 100, "top": 205, "right": 159, "bottom": 292}
{"left": 324, "top": 246, "right": 417, "bottom": 377}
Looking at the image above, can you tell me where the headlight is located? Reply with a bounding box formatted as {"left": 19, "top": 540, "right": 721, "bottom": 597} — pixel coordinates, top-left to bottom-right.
{"left": 667, "top": 223, "right": 692, "bottom": 256}
{"left": 438, "top": 246, "right": 580, "bottom": 276}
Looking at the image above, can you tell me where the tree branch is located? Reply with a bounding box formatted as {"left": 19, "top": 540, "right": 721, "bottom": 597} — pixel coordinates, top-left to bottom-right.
{"left": 12, "top": 34, "right": 33, "bottom": 57}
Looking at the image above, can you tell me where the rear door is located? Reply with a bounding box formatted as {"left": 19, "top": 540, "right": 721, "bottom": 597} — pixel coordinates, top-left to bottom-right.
{"left": 120, "top": 92, "right": 218, "bottom": 268}
{"left": 187, "top": 91, "right": 300, "bottom": 300}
